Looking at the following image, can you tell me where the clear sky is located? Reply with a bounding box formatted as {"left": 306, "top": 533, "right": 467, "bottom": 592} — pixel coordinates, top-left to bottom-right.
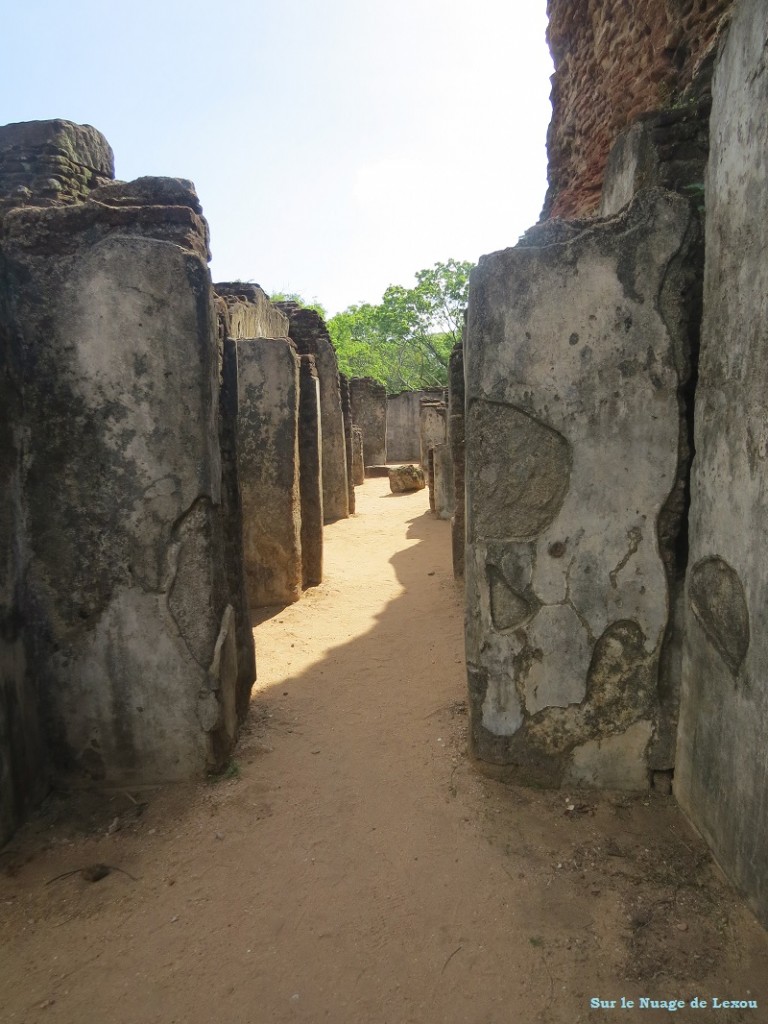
{"left": 1, "top": 1, "right": 553, "bottom": 314}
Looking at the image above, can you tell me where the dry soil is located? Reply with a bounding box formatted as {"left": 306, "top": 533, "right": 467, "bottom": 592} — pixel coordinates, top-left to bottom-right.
{"left": 1, "top": 476, "right": 767, "bottom": 1024}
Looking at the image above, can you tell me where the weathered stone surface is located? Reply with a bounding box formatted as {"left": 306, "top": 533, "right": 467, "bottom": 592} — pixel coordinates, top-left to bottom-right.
{"left": 351, "top": 426, "right": 365, "bottom": 486}
{"left": 389, "top": 465, "right": 426, "bottom": 493}
{"left": 465, "top": 188, "right": 700, "bottom": 787}
{"left": 544, "top": 0, "right": 730, "bottom": 218}
{"left": 0, "top": 199, "right": 248, "bottom": 788}
{"left": 449, "top": 343, "right": 466, "bottom": 578}
{"left": 675, "top": 0, "right": 768, "bottom": 927}
{"left": 0, "top": 119, "right": 114, "bottom": 208}
{"left": 419, "top": 401, "right": 447, "bottom": 471}
{"left": 600, "top": 103, "right": 710, "bottom": 216}
{"left": 339, "top": 374, "right": 356, "bottom": 514}
{"left": 432, "top": 443, "right": 455, "bottom": 521}
{"left": 236, "top": 338, "right": 302, "bottom": 607}
{"left": 214, "top": 282, "right": 288, "bottom": 341}
{"left": 387, "top": 389, "right": 444, "bottom": 462}
{"left": 299, "top": 355, "right": 323, "bottom": 588}
{"left": 276, "top": 303, "right": 349, "bottom": 523}
{"left": 350, "top": 377, "right": 388, "bottom": 466}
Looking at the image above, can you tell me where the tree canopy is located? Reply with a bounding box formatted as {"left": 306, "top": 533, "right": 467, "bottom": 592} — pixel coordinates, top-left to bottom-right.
{"left": 270, "top": 260, "right": 473, "bottom": 392}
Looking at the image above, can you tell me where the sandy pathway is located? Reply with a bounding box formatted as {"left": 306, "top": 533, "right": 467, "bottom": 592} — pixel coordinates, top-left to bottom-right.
{"left": 1, "top": 477, "right": 767, "bottom": 1024}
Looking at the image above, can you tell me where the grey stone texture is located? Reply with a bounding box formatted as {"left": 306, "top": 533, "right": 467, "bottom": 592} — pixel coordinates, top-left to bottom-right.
{"left": 600, "top": 99, "right": 711, "bottom": 217}
{"left": 276, "top": 303, "right": 349, "bottom": 523}
{"left": 299, "top": 355, "right": 324, "bottom": 588}
{"left": 215, "top": 282, "right": 288, "bottom": 340}
{"left": 349, "top": 377, "right": 388, "bottom": 467}
{"left": 432, "top": 443, "right": 455, "bottom": 521}
{"left": 339, "top": 374, "right": 355, "bottom": 515}
{"left": 386, "top": 389, "right": 444, "bottom": 462}
{"left": 0, "top": 119, "right": 114, "bottom": 209}
{"left": 389, "top": 465, "right": 426, "bottom": 493}
{"left": 419, "top": 401, "right": 448, "bottom": 472}
{"left": 236, "top": 338, "right": 302, "bottom": 607}
{"left": 0, "top": 165, "right": 252, "bottom": 799}
{"left": 675, "top": 0, "right": 768, "bottom": 928}
{"left": 351, "top": 426, "right": 365, "bottom": 486}
{"left": 465, "top": 187, "right": 700, "bottom": 788}
{"left": 449, "top": 342, "right": 466, "bottom": 578}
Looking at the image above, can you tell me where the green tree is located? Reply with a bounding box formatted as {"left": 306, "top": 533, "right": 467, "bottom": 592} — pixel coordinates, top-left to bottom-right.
{"left": 328, "top": 259, "right": 473, "bottom": 392}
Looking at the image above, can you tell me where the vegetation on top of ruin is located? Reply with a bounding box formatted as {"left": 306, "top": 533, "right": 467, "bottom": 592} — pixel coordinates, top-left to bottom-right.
{"left": 272, "top": 259, "right": 472, "bottom": 393}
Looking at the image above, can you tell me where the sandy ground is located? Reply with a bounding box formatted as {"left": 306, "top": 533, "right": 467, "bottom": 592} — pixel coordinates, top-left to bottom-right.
{"left": 2, "top": 476, "right": 768, "bottom": 1024}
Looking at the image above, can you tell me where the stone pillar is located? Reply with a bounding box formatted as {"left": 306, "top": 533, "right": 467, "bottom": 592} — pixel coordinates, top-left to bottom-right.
{"left": 387, "top": 389, "right": 443, "bottom": 462}
{"left": 350, "top": 377, "right": 388, "bottom": 467}
{"left": 339, "top": 373, "right": 355, "bottom": 515}
{"left": 299, "top": 355, "right": 323, "bottom": 588}
{"left": 215, "top": 282, "right": 289, "bottom": 340}
{"left": 465, "top": 188, "right": 699, "bottom": 789}
{"left": 432, "top": 443, "right": 455, "bottom": 521}
{"left": 675, "top": 0, "right": 768, "bottom": 928}
{"left": 276, "top": 303, "right": 349, "bottom": 523}
{"left": 237, "top": 337, "right": 302, "bottom": 607}
{"left": 449, "top": 342, "right": 466, "bottom": 578}
{"left": 419, "top": 401, "right": 447, "bottom": 471}
{"left": 0, "top": 148, "right": 249, "bottom": 785}
{"left": 351, "top": 427, "right": 365, "bottom": 486}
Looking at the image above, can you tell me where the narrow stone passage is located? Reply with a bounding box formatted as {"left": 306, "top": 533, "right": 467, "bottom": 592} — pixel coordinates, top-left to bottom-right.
{"left": 1, "top": 478, "right": 767, "bottom": 1024}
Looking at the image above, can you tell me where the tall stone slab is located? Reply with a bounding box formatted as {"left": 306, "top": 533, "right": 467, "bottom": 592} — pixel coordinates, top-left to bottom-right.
{"left": 299, "top": 355, "right": 323, "bottom": 588}
{"left": 465, "top": 188, "right": 699, "bottom": 789}
{"left": 276, "top": 303, "right": 349, "bottom": 523}
{"left": 214, "top": 282, "right": 288, "bottom": 340}
{"left": 432, "top": 443, "right": 455, "bottom": 521}
{"left": 419, "top": 401, "right": 447, "bottom": 471}
{"left": 0, "top": 165, "right": 248, "bottom": 786}
{"left": 351, "top": 427, "right": 365, "bottom": 486}
{"left": 236, "top": 338, "right": 302, "bottom": 607}
{"left": 349, "top": 377, "right": 388, "bottom": 467}
{"left": 675, "top": 0, "right": 768, "bottom": 928}
{"left": 339, "top": 373, "right": 356, "bottom": 514}
{"left": 449, "top": 343, "right": 466, "bottom": 579}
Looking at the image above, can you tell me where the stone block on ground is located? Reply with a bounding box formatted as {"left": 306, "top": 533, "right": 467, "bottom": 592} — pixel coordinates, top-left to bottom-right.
{"left": 389, "top": 465, "right": 426, "bottom": 493}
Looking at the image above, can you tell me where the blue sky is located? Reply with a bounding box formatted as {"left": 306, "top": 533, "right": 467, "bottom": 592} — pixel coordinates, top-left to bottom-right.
{"left": 1, "top": 1, "right": 553, "bottom": 314}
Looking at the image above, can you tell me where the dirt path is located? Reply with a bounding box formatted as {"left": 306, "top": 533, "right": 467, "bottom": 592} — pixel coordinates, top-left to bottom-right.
{"left": 2, "top": 477, "right": 767, "bottom": 1024}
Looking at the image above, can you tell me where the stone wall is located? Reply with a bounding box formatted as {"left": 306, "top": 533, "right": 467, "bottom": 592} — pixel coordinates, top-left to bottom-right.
{"left": 236, "top": 338, "right": 302, "bottom": 606}
{"left": 432, "top": 444, "right": 455, "bottom": 522}
{"left": 464, "top": 188, "right": 700, "bottom": 788}
{"left": 0, "top": 147, "right": 251, "bottom": 794}
{"left": 349, "top": 377, "right": 388, "bottom": 467}
{"left": 675, "top": 0, "right": 768, "bottom": 927}
{"left": 419, "top": 401, "right": 447, "bottom": 472}
{"left": 386, "top": 389, "right": 443, "bottom": 462}
{"left": 339, "top": 374, "right": 356, "bottom": 515}
{"left": 544, "top": 0, "right": 733, "bottom": 219}
{"left": 299, "top": 356, "right": 323, "bottom": 588}
{"left": 215, "top": 282, "right": 288, "bottom": 340}
{"left": 276, "top": 304, "right": 349, "bottom": 523}
{"left": 449, "top": 343, "right": 466, "bottom": 579}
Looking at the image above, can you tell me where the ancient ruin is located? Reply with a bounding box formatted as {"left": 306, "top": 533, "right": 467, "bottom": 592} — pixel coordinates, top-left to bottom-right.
{"left": 349, "top": 377, "right": 388, "bottom": 469}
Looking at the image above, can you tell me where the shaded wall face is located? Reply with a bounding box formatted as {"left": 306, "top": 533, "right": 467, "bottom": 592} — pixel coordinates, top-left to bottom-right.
{"left": 545, "top": 0, "right": 732, "bottom": 218}
{"left": 675, "top": 0, "right": 768, "bottom": 928}
{"left": 236, "top": 338, "right": 302, "bottom": 607}
{"left": 387, "top": 390, "right": 442, "bottom": 462}
{"left": 419, "top": 404, "right": 447, "bottom": 471}
{"left": 465, "top": 189, "right": 697, "bottom": 789}
{"left": 349, "top": 377, "right": 387, "bottom": 466}
{"left": 299, "top": 355, "right": 323, "bottom": 589}
{"left": 2, "top": 224, "right": 242, "bottom": 785}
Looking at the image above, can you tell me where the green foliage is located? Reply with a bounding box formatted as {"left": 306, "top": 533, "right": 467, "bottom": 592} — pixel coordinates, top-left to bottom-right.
{"left": 327, "top": 258, "right": 473, "bottom": 392}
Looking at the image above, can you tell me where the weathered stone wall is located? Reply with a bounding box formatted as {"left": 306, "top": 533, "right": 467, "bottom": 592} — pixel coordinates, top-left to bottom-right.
{"left": 432, "top": 444, "right": 455, "bottom": 522}
{"left": 419, "top": 401, "right": 447, "bottom": 471}
{"left": 545, "top": 0, "right": 732, "bottom": 219}
{"left": 236, "top": 338, "right": 302, "bottom": 607}
{"left": 0, "top": 159, "right": 248, "bottom": 786}
{"left": 675, "top": 0, "right": 768, "bottom": 927}
{"left": 351, "top": 427, "right": 365, "bottom": 486}
{"left": 276, "top": 304, "right": 349, "bottom": 523}
{"left": 386, "top": 389, "right": 443, "bottom": 462}
{"left": 449, "top": 343, "right": 466, "bottom": 579}
{"left": 339, "top": 374, "right": 355, "bottom": 515}
{"left": 349, "top": 377, "right": 388, "bottom": 467}
{"left": 215, "top": 282, "right": 288, "bottom": 340}
{"left": 465, "top": 188, "right": 700, "bottom": 788}
{"left": 299, "top": 356, "right": 323, "bottom": 588}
